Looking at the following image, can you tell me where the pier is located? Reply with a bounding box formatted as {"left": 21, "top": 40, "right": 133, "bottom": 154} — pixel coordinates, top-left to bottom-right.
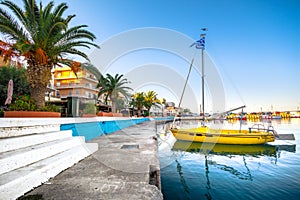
{"left": 18, "top": 120, "right": 163, "bottom": 200}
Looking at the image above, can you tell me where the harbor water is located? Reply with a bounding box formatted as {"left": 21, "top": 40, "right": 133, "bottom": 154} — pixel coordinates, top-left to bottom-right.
{"left": 159, "top": 118, "right": 300, "bottom": 200}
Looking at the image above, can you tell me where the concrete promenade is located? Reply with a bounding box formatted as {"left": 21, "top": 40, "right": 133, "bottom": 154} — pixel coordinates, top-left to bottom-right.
{"left": 21, "top": 121, "right": 163, "bottom": 200}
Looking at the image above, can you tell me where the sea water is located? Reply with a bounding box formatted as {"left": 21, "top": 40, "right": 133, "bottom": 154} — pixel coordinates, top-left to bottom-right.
{"left": 159, "top": 118, "right": 300, "bottom": 200}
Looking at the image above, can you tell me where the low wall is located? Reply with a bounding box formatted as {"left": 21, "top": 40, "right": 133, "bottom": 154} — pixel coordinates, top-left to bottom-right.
{"left": 61, "top": 117, "right": 150, "bottom": 141}
{"left": 0, "top": 117, "right": 172, "bottom": 140}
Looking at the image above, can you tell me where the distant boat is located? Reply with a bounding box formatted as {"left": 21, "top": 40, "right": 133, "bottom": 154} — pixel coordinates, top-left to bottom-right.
{"left": 261, "top": 112, "right": 272, "bottom": 119}
{"left": 170, "top": 32, "right": 276, "bottom": 145}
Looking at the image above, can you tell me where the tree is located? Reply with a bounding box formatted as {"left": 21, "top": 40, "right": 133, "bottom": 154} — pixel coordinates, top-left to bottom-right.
{"left": 97, "top": 73, "right": 132, "bottom": 113}
{"left": 80, "top": 62, "right": 102, "bottom": 80}
{"left": 130, "top": 92, "right": 145, "bottom": 117}
{"left": 183, "top": 108, "right": 191, "bottom": 114}
{"left": 144, "top": 90, "right": 161, "bottom": 116}
{"left": 0, "top": 65, "right": 30, "bottom": 106}
{"left": 160, "top": 98, "right": 167, "bottom": 116}
{"left": 116, "top": 98, "right": 125, "bottom": 113}
{"left": 0, "top": 0, "right": 99, "bottom": 108}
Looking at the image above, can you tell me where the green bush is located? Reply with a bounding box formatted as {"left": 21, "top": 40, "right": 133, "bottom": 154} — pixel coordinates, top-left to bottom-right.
{"left": 83, "top": 102, "right": 96, "bottom": 114}
{"left": 39, "top": 103, "right": 61, "bottom": 112}
{"left": 9, "top": 95, "right": 36, "bottom": 111}
{"left": 0, "top": 66, "right": 30, "bottom": 106}
{"left": 8, "top": 95, "right": 60, "bottom": 112}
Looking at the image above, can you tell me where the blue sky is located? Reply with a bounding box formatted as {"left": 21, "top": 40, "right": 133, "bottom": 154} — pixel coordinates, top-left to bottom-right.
{"left": 7, "top": 0, "right": 300, "bottom": 112}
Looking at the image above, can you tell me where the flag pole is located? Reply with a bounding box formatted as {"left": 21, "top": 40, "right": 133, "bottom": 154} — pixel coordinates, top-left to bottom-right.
{"left": 200, "top": 28, "right": 206, "bottom": 123}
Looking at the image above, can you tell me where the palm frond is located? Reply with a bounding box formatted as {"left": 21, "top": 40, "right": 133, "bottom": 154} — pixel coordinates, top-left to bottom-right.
{"left": 0, "top": 0, "right": 28, "bottom": 30}
{"left": 80, "top": 62, "right": 102, "bottom": 80}
{"left": 0, "top": 8, "right": 29, "bottom": 42}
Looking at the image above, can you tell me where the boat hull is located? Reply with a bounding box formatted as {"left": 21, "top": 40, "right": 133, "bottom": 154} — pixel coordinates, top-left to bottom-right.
{"left": 170, "top": 127, "right": 275, "bottom": 145}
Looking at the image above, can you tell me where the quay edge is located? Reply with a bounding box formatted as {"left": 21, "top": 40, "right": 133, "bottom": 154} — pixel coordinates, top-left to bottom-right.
{"left": 0, "top": 118, "right": 164, "bottom": 200}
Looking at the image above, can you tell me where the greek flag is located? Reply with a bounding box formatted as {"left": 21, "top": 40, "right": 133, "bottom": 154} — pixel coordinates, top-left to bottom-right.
{"left": 190, "top": 36, "right": 205, "bottom": 49}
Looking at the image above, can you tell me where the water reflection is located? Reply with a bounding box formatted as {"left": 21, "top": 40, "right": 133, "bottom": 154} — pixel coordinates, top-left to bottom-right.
{"left": 172, "top": 141, "right": 277, "bottom": 183}
{"left": 175, "top": 159, "right": 190, "bottom": 195}
{"left": 160, "top": 119, "right": 300, "bottom": 200}
{"left": 170, "top": 141, "right": 296, "bottom": 200}
{"left": 172, "top": 141, "right": 279, "bottom": 157}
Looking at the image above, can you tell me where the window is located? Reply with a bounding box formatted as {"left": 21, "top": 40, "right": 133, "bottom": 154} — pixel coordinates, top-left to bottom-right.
{"left": 56, "top": 82, "right": 60, "bottom": 86}
{"left": 62, "top": 71, "right": 69, "bottom": 77}
{"left": 68, "top": 91, "right": 72, "bottom": 96}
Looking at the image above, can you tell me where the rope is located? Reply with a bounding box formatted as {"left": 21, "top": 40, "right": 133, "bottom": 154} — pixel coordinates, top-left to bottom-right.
{"left": 171, "top": 57, "right": 195, "bottom": 127}
{"left": 178, "top": 58, "right": 194, "bottom": 108}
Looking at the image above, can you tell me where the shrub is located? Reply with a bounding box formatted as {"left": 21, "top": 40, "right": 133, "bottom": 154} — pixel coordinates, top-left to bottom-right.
{"left": 8, "top": 95, "right": 60, "bottom": 112}
{"left": 0, "top": 66, "right": 30, "bottom": 106}
{"left": 83, "top": 102, "right": 96, "bottom": 114}
{"left": 9, "top": 95, "right": 36, "bottom": 111}
{"left": 39, "top": 103, "right": 61, "bottom": 112}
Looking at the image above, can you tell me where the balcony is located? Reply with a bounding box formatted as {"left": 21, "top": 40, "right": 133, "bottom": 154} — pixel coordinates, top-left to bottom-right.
{"left": 55, "top": 84, "right": 98, "bottom": 92}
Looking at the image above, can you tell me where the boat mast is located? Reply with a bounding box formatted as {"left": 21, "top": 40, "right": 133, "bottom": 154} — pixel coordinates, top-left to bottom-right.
{"left": 201, "top": 28, "right": 206, "bottom": 122}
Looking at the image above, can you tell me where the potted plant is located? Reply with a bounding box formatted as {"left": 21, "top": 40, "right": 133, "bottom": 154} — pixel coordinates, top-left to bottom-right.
{"left": 4, "top": 95, "right": 61, "bottom": 118}
{"left": 82, "top": 102, "right": 97, "bottom": 117}
{"left": 0, "top": 0, "right": 99, "bottom": 111}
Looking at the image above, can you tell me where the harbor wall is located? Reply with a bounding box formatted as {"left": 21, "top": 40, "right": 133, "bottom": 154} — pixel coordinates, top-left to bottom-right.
{"left": 0, "top": 117, "right": 165, "bottom": 199}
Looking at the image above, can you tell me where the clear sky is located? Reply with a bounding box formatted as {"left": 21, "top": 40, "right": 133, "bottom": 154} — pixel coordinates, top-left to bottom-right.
{"left": 6, "top": 0, "right": 300, "bottom": 113}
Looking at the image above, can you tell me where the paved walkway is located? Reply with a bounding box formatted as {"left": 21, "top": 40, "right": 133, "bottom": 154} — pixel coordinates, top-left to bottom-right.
{"left": 20, "top": 121, "right": 163, "bottom": 200}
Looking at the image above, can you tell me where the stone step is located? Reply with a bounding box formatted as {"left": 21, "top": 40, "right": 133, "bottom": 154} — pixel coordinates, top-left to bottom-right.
{"left": 0, "top": 143, "right": 98, "bottom": 200}
{"left": 0, "top": 136, "right": 85, "bottom": 175}
{"left": 0, "top": 124, "right": 61, "bottom": 138}
{"left": 0, "top": 130, "right": 72, "bottom": 153}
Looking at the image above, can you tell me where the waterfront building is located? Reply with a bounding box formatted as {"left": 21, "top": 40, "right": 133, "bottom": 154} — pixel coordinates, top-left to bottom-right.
{"left": 52, "top": 66, "right": 98, "bottom": 102}
{"left": 51, "top": 66, "right": 100, "bottom": 116}
{"left": 165, "top": 102, "right": 182, "bottom": 116}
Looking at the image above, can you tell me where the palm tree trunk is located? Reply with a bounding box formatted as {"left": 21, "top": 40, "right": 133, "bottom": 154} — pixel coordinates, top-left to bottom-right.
{"left": 111, "top": 99, "right": 117, "bottom": 113}
{"left": 110, "top": 95, "right": 117, "bottom": 113}
{"left": 137, "top": 107, "right": 142, "bottom": 117}
{"left": 26, "top": 60, "right": 51, "bottom": 108}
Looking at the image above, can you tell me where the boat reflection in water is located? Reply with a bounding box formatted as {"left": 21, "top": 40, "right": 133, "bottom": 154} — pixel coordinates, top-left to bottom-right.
{"left": 169, "top": 141, "right": 296, "bottom": 200}
{"left": 172, "top": 141, "right": 280, "bottom": 157}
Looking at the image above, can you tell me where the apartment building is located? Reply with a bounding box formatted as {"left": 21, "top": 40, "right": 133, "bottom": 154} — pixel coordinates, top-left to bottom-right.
{"left": 52, "top": 66, "right": 99, "bottom": 102}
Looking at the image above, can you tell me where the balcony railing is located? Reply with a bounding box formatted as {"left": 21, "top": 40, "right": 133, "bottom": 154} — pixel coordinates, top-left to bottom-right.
{"left": 55, "top": 76, "right": 98, "bottom": 83}
{"left": 55, "top": 84, "right": 98, "bottom": 92}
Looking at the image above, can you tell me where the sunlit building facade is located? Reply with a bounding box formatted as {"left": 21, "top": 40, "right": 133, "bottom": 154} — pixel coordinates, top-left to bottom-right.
{"left": 52, "top": 67, "right": 99, "bottom": 102}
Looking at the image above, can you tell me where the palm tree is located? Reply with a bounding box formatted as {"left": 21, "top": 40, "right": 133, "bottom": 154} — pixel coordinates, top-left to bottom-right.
{"left": 161, "top": 98, "right": 166, "bottom": 117}
{"left": 130, "top": 92, "right": 145, "bottom": 117}
{"left": 0, "top": 0, "right": 99, "bottom": 108}
{"left": 80, "top": 62, "right": 102, "bottom": 80}
{"left": 144, "top": 90, "right": 161, "bottom": 116}
{"left": 97, "top": 73, "right": 132, "bottom": 113}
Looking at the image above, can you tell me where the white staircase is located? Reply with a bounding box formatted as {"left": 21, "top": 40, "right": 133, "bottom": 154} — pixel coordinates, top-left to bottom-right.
{"left": 0, "top": 121, "right": 98, "bottom": 200}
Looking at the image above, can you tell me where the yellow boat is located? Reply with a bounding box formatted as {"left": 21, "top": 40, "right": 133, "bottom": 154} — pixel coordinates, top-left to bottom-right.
{"left": 170, "top": 125, "right": 275, "bottom": 145}
{"left": 172, "top": 33, "right": 277, "bottom": 145}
